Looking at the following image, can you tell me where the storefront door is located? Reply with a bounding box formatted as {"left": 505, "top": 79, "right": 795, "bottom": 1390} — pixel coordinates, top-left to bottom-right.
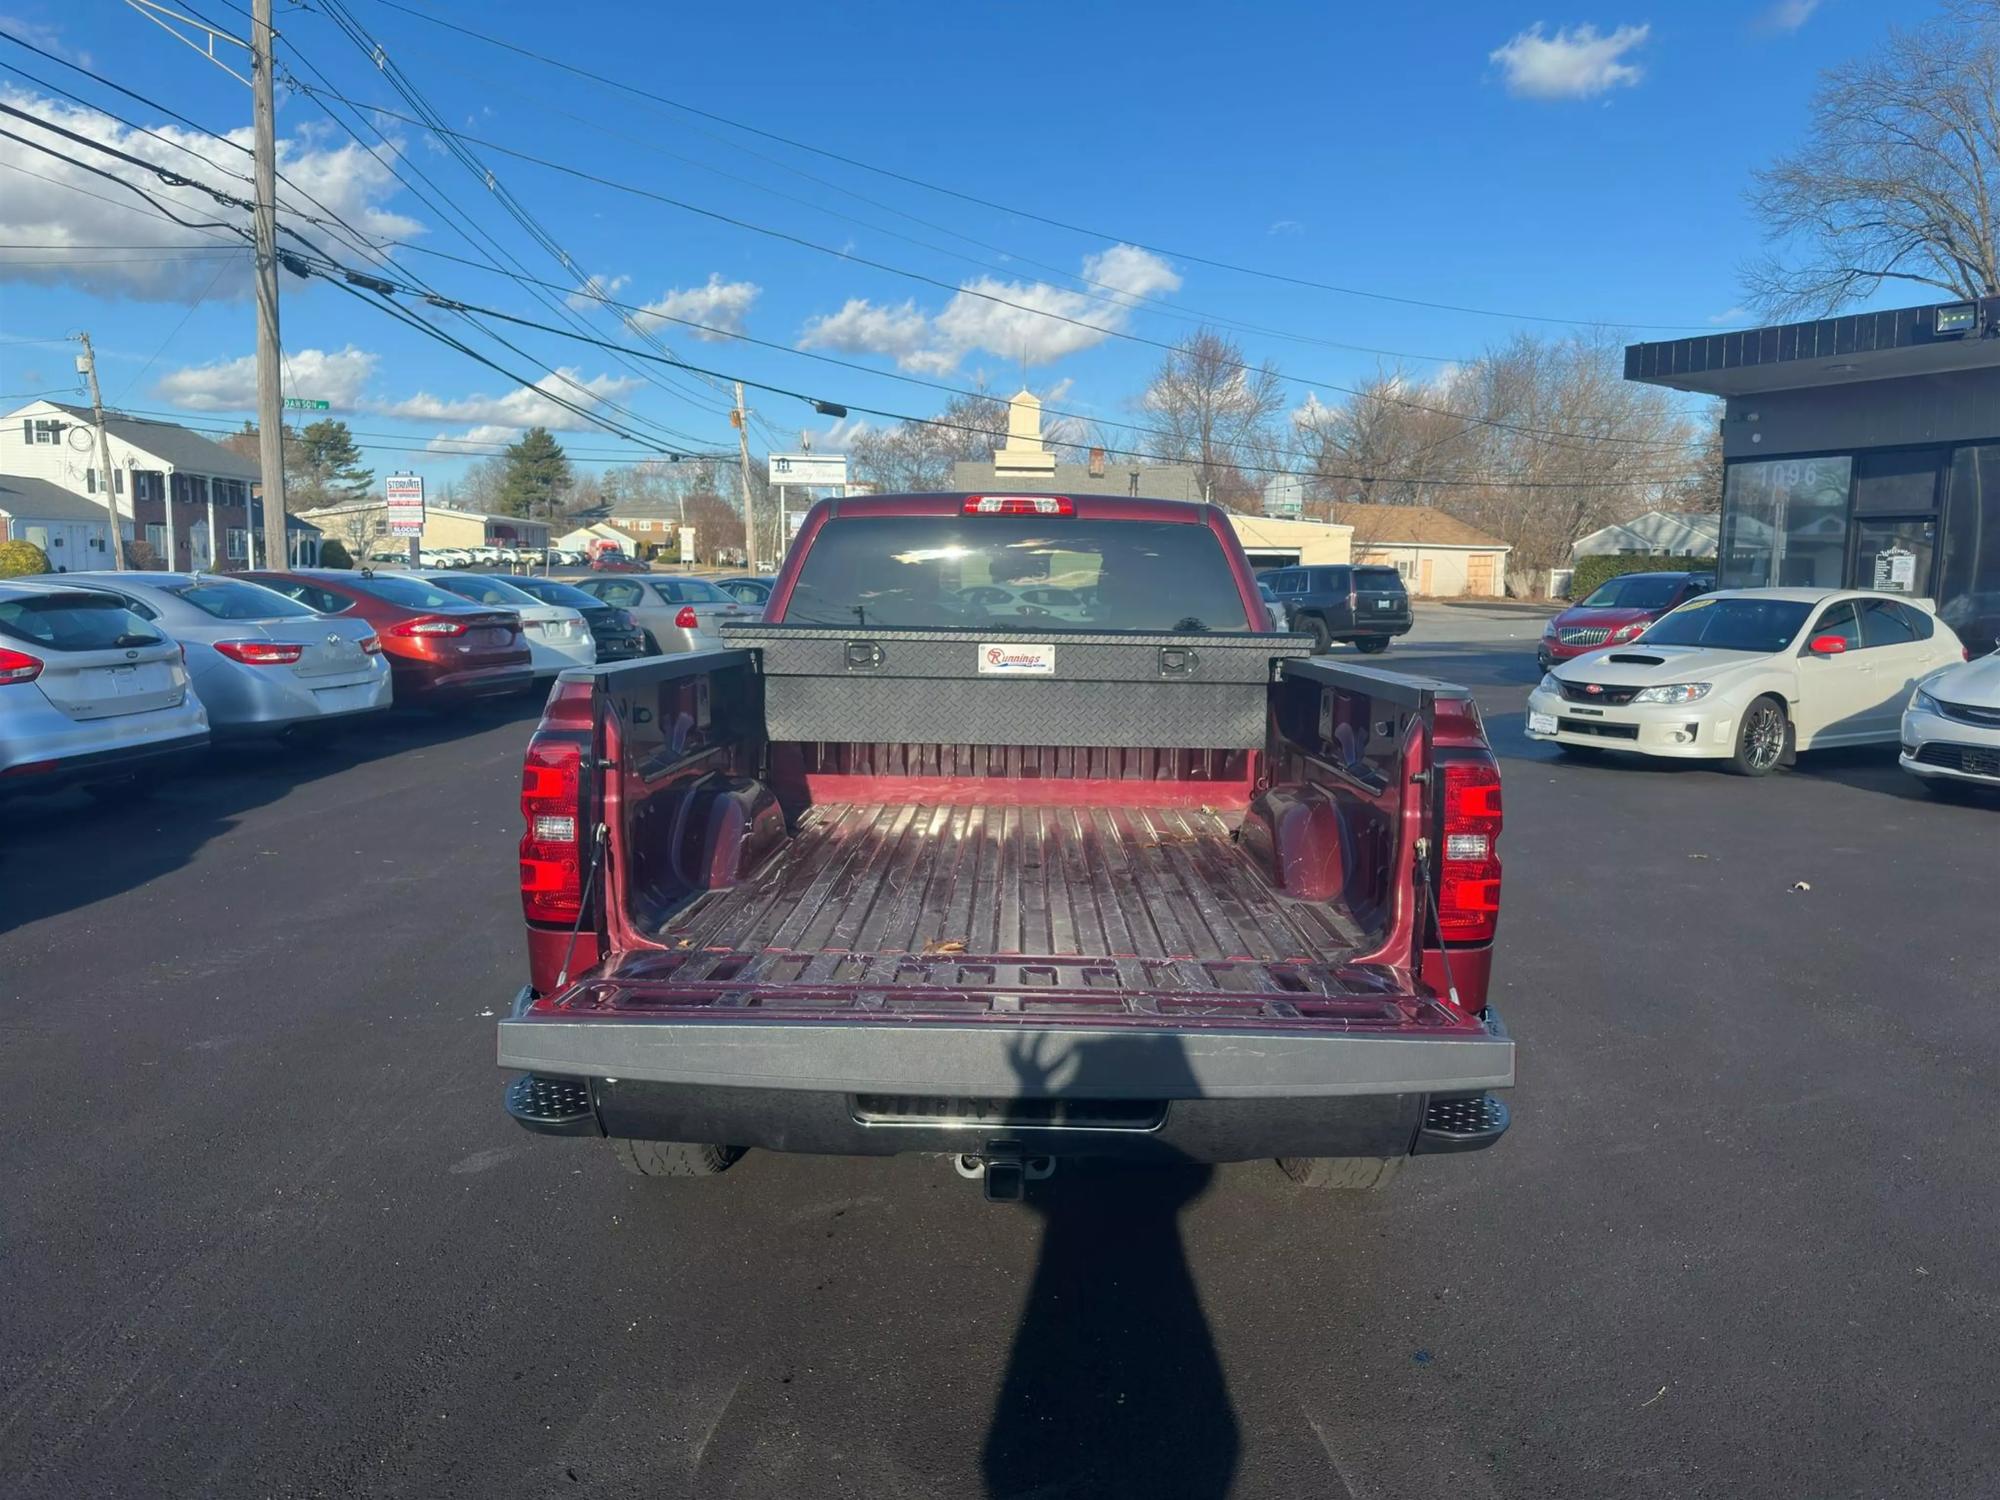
{"left": 1853, "top": 515, "right": 1937, "bottom": 599}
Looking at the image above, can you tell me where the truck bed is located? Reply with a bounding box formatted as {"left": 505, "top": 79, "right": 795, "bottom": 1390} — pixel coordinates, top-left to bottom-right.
{"left": 609, "top": 801, "right": 1434, "bottom": 1024}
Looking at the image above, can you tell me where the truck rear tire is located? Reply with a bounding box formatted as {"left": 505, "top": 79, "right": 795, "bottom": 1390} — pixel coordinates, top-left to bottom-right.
{"left": 1275, "top": 1155, "right": 1403, "bottom": 1189}
{"left": 1306, "top": 618, "right": 1332, "bottom": 653}
{"left": 1354, "top": 637, "right": 1390, "bottom": 654}
{"left": 610, "top": 1139, "right": 741, "bottom": 1177}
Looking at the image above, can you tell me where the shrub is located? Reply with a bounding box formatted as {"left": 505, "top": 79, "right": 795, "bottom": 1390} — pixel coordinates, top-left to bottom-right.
{"left": 0, "top": 539, "right": 50, "bottom": 577}
{"left": 318, "top": 538, "right": 354, "bottom": 569}
{"left": 1569, "top": 553, "right": 1716, "bottom": 600}
{"left": 123, "top": 541, "right": 162, "bottom": 570}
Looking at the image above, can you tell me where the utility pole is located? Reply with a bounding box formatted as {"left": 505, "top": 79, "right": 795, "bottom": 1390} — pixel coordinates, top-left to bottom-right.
{"left": 733, "top": 381, "right": 758, "bottom": 574}
{"left": 251, "top": 0, "right": 286, "bottom": 569}
{"left": 75, "top": 332, "right": 126, "bottom": 569}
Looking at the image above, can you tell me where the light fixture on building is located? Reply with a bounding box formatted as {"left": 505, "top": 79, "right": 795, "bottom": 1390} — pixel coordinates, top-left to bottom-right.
{"left": 1933, "top": 302, "right": 1978, "bottom": 337}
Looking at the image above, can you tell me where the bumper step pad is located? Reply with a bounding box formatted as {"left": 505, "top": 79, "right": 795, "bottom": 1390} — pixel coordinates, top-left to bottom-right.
{"left": 1415, "top": 1092, "right": 1509, "bottom": 1154}
{"left": 505, "top": 1073, "right": 600, "bottom": 1136}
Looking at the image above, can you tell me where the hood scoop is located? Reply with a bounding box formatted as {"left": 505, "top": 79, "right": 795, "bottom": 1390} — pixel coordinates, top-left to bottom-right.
{"left": 1605, "top": 653, "right": 1667, "bottom": 665}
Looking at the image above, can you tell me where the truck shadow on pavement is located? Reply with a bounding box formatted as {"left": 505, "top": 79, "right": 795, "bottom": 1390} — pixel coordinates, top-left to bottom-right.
{"left": 0, "top": 695, "right": 544, "bottom": 936}
{"left": 980, "top": 1033, "right": 1240, "bottom": 1500}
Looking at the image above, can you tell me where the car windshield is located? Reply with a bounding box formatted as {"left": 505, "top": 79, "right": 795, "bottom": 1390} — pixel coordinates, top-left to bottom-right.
{"left": 785, "top": 515, "right": 1250, "bottom": 631}
{"left": 169, "top": 579, "right": 317, "bottom": 620}
{"left": 427, "top": 574, "right": 542, "bottom": 609}
{"left": 0, "top": 591, "right": 162, "bottom": 650}
{"left": 1641, "top": 596, "right": 1812, "bottom": 652}
{"left": 346, "top": 573, "right": 481, "bottom": 610}
{"left": 507, "top": 577, "right": 599, "bottom": 609}
{"left": 1579, "top": 576, "right": 1681, "bottom": 609}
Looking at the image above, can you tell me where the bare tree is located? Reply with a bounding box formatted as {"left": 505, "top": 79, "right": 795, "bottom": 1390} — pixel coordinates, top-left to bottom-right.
{"left": 847, "top": 389, "right": 1010, "bottom": 493}
{"left": 1138, "top": 328, "right": 1285, "bottom": 510}
{"left": 1292, "top": 368, "right": 1481, "bottom": 511}
{"left": 1746, "top": 0, "right": 2000, "bottom": 318}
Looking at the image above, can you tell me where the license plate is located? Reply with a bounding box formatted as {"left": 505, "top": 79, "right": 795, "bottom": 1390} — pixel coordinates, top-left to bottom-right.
{"left": 107, "top": 665, "right": 141, "bottom": 695}
{"left": 1529, "top": 711, "right": 1558, "bottom": 735}
{"left": 1376, "top": 598, "right": 1393, "bottom": 609}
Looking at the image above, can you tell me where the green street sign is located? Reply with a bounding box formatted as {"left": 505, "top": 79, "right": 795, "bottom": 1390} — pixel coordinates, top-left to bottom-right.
{"left": 283, "top": 398, "right": 330, "bottom": 411}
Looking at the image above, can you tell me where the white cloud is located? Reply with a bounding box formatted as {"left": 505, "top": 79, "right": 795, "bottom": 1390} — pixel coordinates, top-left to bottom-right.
{"left": 797, "top": 245, "right": 1181, "bottom": 375}
{"left": 0, "top": 15, "right": 90, "bottom": 68}
{"left": 1708, "top": 305, "right": 1749, "bottom": 325}
{"left": 564, "top": 273, "right": 629, "bottom": 312}
{"left": 380, "top": 367, "right": 645, "bottom": 436}
{"left": 1490, "top": 23, "right": 1649, "bottom": 100}
{"left": 424, "top": 424, "right": 523, "bottom": 452}
{"left": 1268, "top": 219, "right": 1304, "bottom": 236}
{"left": 0, "top": 85, "right": 421, "bottom": 301}
{"left": 813, "top": 414, "right": 872, "bottom": 451}
{"left": 1759, "top": 0, "right": 1820, "bottom": 32}
{"left": 632, "top": 273, "right": 761, "bottom": 341}
{"left": 155, "top": 346, "right": 379, "bottom": 412}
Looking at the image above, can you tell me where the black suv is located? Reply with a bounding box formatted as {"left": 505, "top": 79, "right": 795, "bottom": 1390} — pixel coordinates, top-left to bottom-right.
{"left": 1260, "top": 564, "right": 1412, "bottom": 653}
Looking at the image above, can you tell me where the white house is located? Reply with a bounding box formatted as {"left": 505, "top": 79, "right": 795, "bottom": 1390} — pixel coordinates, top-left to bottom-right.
{"left": 3, "top": 400, "right": 319, "bottom": 568}
{"left": 556, "top": 521, "right": 639, "bottom": 555}
{"left": 0, "top": 473, "right": 117, "bottom": 566}
{"left": 1571, "top": 510, "right": 1721, "bottom": 560}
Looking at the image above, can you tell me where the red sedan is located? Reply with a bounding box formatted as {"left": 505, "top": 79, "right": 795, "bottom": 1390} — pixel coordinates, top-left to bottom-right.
{"left": 1538, "top": 570, "right": 1714, "bottom": 670}
{"left": 243, "top": 569, "right": 532, "bottom": 703}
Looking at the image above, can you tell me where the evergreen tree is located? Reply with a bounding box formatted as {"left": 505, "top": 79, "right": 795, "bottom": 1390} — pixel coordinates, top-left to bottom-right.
{"left": 296, "top": 419, "right": 374, "bottom": 503}
{"left": 497, "top": 427, "right": 571, "bottom": 518}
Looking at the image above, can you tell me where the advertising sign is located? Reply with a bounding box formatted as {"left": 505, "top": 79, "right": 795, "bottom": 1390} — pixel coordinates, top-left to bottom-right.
{"left": 767, "top": 452, "right": 848, "bottom": 487}
{"left": 385, "top": 473, "right": 426, "bottom": 537}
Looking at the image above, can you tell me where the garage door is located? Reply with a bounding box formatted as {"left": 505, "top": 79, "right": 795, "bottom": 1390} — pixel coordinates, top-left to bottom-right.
{"left": 1466, "top": 553, "right": 1497, "bottom": 595}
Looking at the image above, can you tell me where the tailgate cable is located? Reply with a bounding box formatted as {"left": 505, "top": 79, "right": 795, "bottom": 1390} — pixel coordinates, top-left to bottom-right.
{"left": 554, "top": 821, "right": 609, "bottom": 989}
{"left": 1413, "top": 838, "right": 1463, "bottom": 1010}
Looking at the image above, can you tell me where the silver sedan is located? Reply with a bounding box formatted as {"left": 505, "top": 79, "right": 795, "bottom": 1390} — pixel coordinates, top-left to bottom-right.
{"left": 567, "top": 573, "right": 756, "bottom": 654}
{"left": 41, "top": 571, "right": 391, "bottom": 737}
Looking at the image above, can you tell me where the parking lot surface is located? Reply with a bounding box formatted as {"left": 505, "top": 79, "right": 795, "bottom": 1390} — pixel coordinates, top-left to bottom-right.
{"left": 3, "top": 606, "right": 1995, "bottom": 1498}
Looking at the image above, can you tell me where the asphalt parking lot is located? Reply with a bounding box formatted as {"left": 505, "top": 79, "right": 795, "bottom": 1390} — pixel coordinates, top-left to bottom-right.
{"left": 4, "top": 605, "right": 1996, "bottom": 1499}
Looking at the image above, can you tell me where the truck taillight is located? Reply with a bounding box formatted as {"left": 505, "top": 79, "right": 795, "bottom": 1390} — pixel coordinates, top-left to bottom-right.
{"left": 520, "top": 737, "right": 584, "bottom": 923}
{"left": 1438, "top": 758, "right": 1502, "bottom": 943}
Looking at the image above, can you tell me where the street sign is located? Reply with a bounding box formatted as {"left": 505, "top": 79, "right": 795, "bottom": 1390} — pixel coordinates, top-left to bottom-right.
{"left": 678, "top": 525, "right": 695, "bottom": 565}
{"left": 385, "top": 473, "right": 426, "bottom": 537}
{"left": 283, "top": 398, "right": 330, "bottom": 411}
{"left": 767, "top": 452, "right": 847, "bottom": 487}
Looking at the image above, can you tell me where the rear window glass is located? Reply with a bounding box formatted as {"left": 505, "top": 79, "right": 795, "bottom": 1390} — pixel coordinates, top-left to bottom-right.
{"left": 1354, "top": 567, "right": 1404, "bottom": 590}
{"left": 784, "top": 516, "right": 1251, "bottom": 632}
{"left": 347, "top": 573, "right": 482, "bottom": 611}
{"left": 657, "top": 577, "right": 729, "bottom": 604}
{"left": 0, "top": 592, "right": 163, "bottom": 651}
{"left": 1644, "top": 597, "right": 1812, "bottom": 651}
{"left": 509, "top": 577, "right": 599, "bottom": 609}
{"left": 428, "top": 574, "right": 540, "bottom": 609}
{"left": 170, "top": 579, "right": 317, "bottom": 620}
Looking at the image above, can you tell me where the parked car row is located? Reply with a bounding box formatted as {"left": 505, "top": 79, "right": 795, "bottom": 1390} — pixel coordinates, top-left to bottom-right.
{"left": 1526, "top": 583, "right": 2000, "bottom": 797}
{"left": 363, "top": 546, "right": 593, "bottom": 570}
{"left": 0, "top": 564, "right": 780, "bottom": 795}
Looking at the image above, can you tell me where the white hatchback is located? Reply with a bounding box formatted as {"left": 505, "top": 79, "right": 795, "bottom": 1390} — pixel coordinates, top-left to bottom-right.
{"left": 1526, "top": 588, "right": 1966, "bottom": 777}
{"left": 0, "top": 581, "right": 209, "bottom": 791}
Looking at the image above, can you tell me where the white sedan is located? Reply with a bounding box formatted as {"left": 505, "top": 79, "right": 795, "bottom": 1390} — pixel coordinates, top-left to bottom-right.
{"left": 1526, "top": 588, "right": 1966, "bottom": 777}
{"left": 1901, "top": 652, "right": 2000, "bottom": 795}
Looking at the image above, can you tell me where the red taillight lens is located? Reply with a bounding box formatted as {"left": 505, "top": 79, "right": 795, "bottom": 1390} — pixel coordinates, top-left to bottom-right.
{"left": 0, "top": 647, "right": 44, "bottom": 685}
{"left": 963, "top": 494, "right": 1074, "bottom": 515}
{"left": 674, "top": 605, "right": 699, "bottom": 629}
{"left": 521, "top": 736, "right": 585, "bottom": 923}
{"left": 358, "top": 634, "right": 383, "bottom": 655}
{"left": 213, "top": 639, "right": 306, "bottom": 665}
{"left": 1438, "top": 758, "right": 1502, "bottom": 943}
{"left": 390, "top": 614, "right": 470, "bottom": 637}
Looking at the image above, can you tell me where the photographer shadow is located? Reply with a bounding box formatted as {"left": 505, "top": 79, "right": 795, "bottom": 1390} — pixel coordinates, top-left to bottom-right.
{"left": 980, "top": 1031, "right": 1241, "bottom": 1500}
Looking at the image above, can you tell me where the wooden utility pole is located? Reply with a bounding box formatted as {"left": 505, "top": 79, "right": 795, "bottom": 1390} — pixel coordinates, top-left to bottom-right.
{"left": 251, "top": 0, "right": 286, "bottom": 568}
{"left": 75, "top": 332, "right": 126, "bottom": 569}
{"left": 733, "top": 381, "right": 759, "bottom": 573}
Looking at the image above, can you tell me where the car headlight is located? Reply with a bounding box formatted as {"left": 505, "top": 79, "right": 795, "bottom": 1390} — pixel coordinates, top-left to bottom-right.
{"left": 1538, "top": 672, "right": 1560, "bottom": 692}
{"left": 1541, "top": 621, "right": 1558, "bottom": 639}
{"left": 1609, "top": 621, "right": 1647, "bottom": 643}
{"left": 1911, "top": 684, "right": 1944, "bottom": 716}
{"left": 1631, "top": 682, "right": 1712, "bottom": 704}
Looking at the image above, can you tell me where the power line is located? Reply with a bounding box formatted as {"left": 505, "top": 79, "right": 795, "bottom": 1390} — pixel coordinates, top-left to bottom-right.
{"left": 361, "top": 0, "right": 1714, "bottom": 333}
{"left": 268, "top": 83, "right": 1701, "bottom": 457}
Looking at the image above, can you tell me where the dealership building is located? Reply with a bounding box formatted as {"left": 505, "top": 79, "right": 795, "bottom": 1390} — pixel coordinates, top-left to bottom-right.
{"left": 1626, "top": 296, "right": 2000, "bottom": 652}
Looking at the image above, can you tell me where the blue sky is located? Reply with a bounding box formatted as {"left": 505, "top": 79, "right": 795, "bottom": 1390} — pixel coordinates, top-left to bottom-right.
{"left": 0, "top": 0, "right": 1910, "bottom": 483}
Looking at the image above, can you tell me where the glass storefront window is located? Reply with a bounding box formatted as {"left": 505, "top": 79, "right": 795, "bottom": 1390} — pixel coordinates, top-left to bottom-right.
{"left": 1720, "top": 456, "right": 1853, "bottom": 590}
{"left": 1852, "top": 449, "right": 1944, "bottom": 515}
{"left": 1942, "top": 446, "right": 2000, "bottom": 653}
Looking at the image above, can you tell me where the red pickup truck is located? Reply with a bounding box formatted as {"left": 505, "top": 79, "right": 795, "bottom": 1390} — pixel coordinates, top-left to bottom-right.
{"left": 499, "top": 493, "right": 1512, "bottom": 1199}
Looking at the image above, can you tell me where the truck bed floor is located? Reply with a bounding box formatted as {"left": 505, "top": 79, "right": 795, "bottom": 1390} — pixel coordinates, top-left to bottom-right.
{"left": 650, "top": 802, "right": 1370, "bottom": 982}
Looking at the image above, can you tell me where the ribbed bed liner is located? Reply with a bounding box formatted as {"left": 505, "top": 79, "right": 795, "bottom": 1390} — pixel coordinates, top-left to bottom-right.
{"left": 653, "top": 803, "right": 1369, "bottom": 989}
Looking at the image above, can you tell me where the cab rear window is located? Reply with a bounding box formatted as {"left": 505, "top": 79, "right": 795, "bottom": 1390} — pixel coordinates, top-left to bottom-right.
{"left": 0, "top": 592, "right": 162, "bottom": 651}
{"left": 784, "top": 516, "right": 1250, "bottom": 632}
